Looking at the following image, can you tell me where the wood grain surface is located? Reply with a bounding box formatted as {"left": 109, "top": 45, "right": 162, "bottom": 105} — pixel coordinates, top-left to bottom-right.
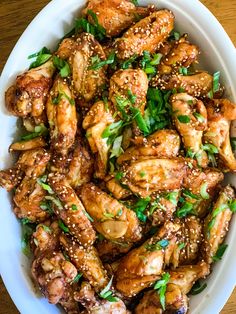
{"left": 0, "top": 0, "right": 236, "bottom": 313}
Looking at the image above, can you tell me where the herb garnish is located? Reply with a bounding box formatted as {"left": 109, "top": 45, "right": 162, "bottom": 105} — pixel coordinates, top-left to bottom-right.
{"left": 99, "top": 276, "right": 118, "bottom": 302}
{"left": 212, "top": 243, "right": 228, "bottom": 262}
{"left": 53, "top": 56, "right": 71, "bottom": 77}
{"left": 21, "top": 124, "right": 48, "bottom": 141}
{"left": 189, "top": 281, "right": 207, "bottom": 295}
{"left": 177, "top": 115, "right": 190, "bottom": 123}
{"left": 133, "top": 197, "right": 151, "bottom": 222}
{"left": 145, "top": 239, "right": 169, "bottom": 251}
{"left": 73, "top": 273, "right": 83, "bottom": 283}
{"left": 37, "top": 175, "right": 54, "bottom": 194}
{"left": 88, "top": 52, "right": 115, "bottom": 70}
{"left": 58, "top": 220, "right": 69, "bottom": 233}
{"left": 176, "top": 202, "right": 194, "bottom": 218}
{"left": 200, "top": 182, "right": 210, "bottom": 200}
{"left": 154, "top": 273, "right": 170, "bottom": 310}
{"left": 28, "top": 47, "right": 52, "bottom": 69}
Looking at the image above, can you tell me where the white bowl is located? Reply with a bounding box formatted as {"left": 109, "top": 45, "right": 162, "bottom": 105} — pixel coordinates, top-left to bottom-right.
{"left": 0, "top": 1, "right": 236, "bottom": 313}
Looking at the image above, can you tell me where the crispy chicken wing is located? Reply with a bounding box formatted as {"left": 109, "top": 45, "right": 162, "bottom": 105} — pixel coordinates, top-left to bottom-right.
{"left": 203, "top": 185, "right": 234, "bottom": 264}
{"left": 80, "top": 183, "right": 141, "bottom": 242}
{"left": 115, "top": 221, "right": 180, "bottom": 297}
{"left": 48, "top": 173, "right": 96, "bottom": 246}
{"left": 152, "top": 72, "right": 213, "bottom": 97}
{"left": 66, "top": 139, "right": 94, "bottom": 189}
{"left": 115, "top": 10, "right": 174, "bottom": 59}
{"left": 9, "top": 137, "right": 46, "bottom": 151}
{"left": 183, "top": 167, "right": 224, "bottom": 217}
{"left": 121, "top": 158, "right": 187, "bottom": 198}
{"left": 96, "top": 238, "right": 132, "bottom": 262}
{"left": 109, "top": 69, "right": 149, "bottom": 115}
{"left": 46, "top": 76, "right": 77, "bottom": 156}
{"left": 117, "top": 129, "right": 180, "bottom": 165}
{"left": 31, "top": 251, "right": 78, "bottom": 304}
{"left": 171, "top": 93, "right": 208, "bottom": 167}
{"left": 158, "top": 35, "right": 199, "bottom": 75}
{"left": 60, "top": 233, "right": 108, "bottom": 291}
{"left": 5, "top": 59, "right": 55, "bottom": 117}
{"left": 57, "top": 33, "right": 107, "bottom": 102}
{"left": 204, "top": 98, "right": 236, "bottom": 171}
{"left": 83, "top": 0, "right": 150, "bottom": 37}
{"left": 83, "top": 101, "right": 114, "bottom": 179}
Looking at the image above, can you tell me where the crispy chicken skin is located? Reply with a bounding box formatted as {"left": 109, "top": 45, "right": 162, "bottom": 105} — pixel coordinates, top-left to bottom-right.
{"left": 152, "top": 72, "right": 213, "bottom": 97}
{"left": 31, "top": 251, "right": 78, "bottom": 304}
{"left": 83, "top": 0, "right": 150, "bottom": 37}
{"left": 204, "top": 98, "right": 236, "bottom": 171}
{"left": 5, "top": 59, "right": 55, "bottom": 117}
{"left": 121, "top": 158, "right": 188, "bottom": 198}
{"left": 109, "top": 69, "right": 149, "bottom": 115}
{"left": 60, "top": 233, "right": 108, "bottom": 290}
{"left": 183, "top": 167, "right": 224, "bottom": 217}
{"left": 66, "top": 139, "right": 94, "bottom": 189}
{"left": 48, "top": 173, "right": 96, "bottom": 246}
{"left": 115, "top": 221, "right": 180, "bottom": 297}
{"left": 46, "top": 76, "right": 77, "bottom": 155}
{"left": 80, "top": 183, "right": 141, "bottom": 242}
{"left": 158, "top": 35, "right": 199, "bottom": 75}
{"left": 171, "top": 93, "right": 208, "bottom": 167}
{"left": 9, "top": 137, "right": 46, "bottom": 151}
{"left": 115, "top": 10, "right": 174, "bottom": 59}
{"left": 203, "top": 185, "right": 234, "bottom": 264}
{"left": 83, "top": 101, "right": 114, "bottom": 179}
{"left": 117, "top": 129, "right": 180, "bottom": 164}
{"left": 135, "top": 262, "right": 209, "bottom": 314}
{"left": 57, "top": 33, "right": 107, "bottom": 102}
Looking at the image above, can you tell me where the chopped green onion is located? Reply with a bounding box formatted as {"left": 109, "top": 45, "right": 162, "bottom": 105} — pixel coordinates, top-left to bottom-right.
{"left": 117, "top": 209, "right": 123, "bottom": 217}
{"left": 200, "top": 182, "right": 210, "bottom": 200}
{"left": 110, "top": 135, "right": 124, "bottom": 158}
{"left": 45, "top": 196, "right": 63, "bottom": 210}
{"left": 37, "top": 176, "right": 54, "bottom": 194}
{"left": 21, "top": 221, "right": 36, "bottom": 256}
{"left": 229, "top": 199, "right": 236, "bottom": 213}
{"left": 83, "top": 210, "right": 94, "bottom": 222}
{"left": 42, "top": 225, "right": 52, "bottom": 233}
{"left": 145, "top": 239, "right": 169, "bottom": 251}
{"left": 102, "top": 121, "right": 123, "bottom": 139}
{"left": 88, "top": 52, "right": 115, "bottom": 70}
{"left": 130, "top": 106, "right": 149, "bottom": 134}
{"left": 29, "top": 47, "right": 52, "bottom": 69}
{"left": 150, "top": 53, "right": 163, "bottom": 66}
{"left": 73, "top": 273, "right": 83, "bottom": 283}
{"left": 71, "top": 204, "right": 78, "bottom": 211}
{"left": 183, "top": 190, "right": 200, "bottom": 200}
{"left": 133, "top": 197, "right": 151, "bottom": 222}
{"left": 21, "top": 124, "right": 48, "bottom": 141}
{"left": 212, "top": 243, "right": 228, "bottom": 262}
{"left": 154, "top": 273, "right": 170, "bottom": 310}
{"left": 103, "top": 212, "right": 115, "bottom": 219}
{"left": 127, "top": 90, "right": 137, "bottom": 105}
{"left": 231, "top": 137, "right": 236, "bottom": 150}
{"left": 178, "top": 242, "right": 186, "bottom": 250}
{"left": 212, "top": 71, "right": 220, "bottom": 93}
{"left": 193, "top": 112, "right": 205, "bottom": 123}
{"left": 165, "top": 191, "right": 179, "bottom": 206}
{"left": 202, "top": 144, "right": 218, "bottom": 154}
{"left": 179, "top": 67, "right": 188, "bottom": 76}
{"left": 120, "top": 54, "right": 138, "bottom": 69}
{"left": 177, "top": 115, "right": 190, "bottom": 123}
{"left": 58, "top": 220, "right": 69, "bottom": 233}
{"left": 131, "top": 0, "right": 139, "bottom": 5}
{"left": 115, "top": 172, "right": 124, "bottom": 181}
{"left": 139, "top": 171, "right": 146, "bottom": 178}
{"left": 189, "top": 281, "right": 207, "bottom": 295}
{"left": 53, "top": 56, "right": 71, "bottom": 77}
{"left": 176, "top": 202, "right": 194, "bottom": 218}
{"left": 99, "top": 276, "right": 118, "bottom": 302}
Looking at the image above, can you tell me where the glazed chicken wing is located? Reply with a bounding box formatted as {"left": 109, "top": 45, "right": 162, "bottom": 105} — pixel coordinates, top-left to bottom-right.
{"left": 9, "top": 137, "right": 46, "bottom": 151}
{"left": 83, "top": 101, "right": 114, "bottom": 179}
{"left": 31, "top": 251, "right": 78, "bottom": 304}
{"left": 158, "top": 35, "right": 199, "bottom": 75}
{"left": 203, "top": 185, "right": 234, "bottom": 264}
{"left": 80, "top": 183, "right": 141, "bottom": 242}
{"left": 115, "top": 221, "right": 180, "bottom": 297}
{"left": 66, "top": 138, "right": 94, "bottom": 189}
{"left": 47, "top": 173, "right": 96, "bottom": 246}
{"left": 121, "top": 157, "right": 187, "bottom": 198}
{"left": 57, "top": 33, "right": 107, "bottom": 102}
{"left": 83, "top": 0, "right": 150, "bottom": 37}
{"left": 109, "top": 69, "right": 149, "bottom": 116}
{"left": 96, "top": 238, "right": 132, "bottom": 262}
{"left": 115, "top": 10, "right": 174, "bottom": 59}
{"left": 5, "top": 59, "right": 55, "bottom": 117}
{"left": 105, "top": 176, "right": 132, "bottom": 200}
{"left": 204, "top": 98, "right": 236, "bottom": 171}
{"left": 60, "top": 233, "right": 108, "bottom": 291}
{"left": 117, "top": 129, "right": 180, "bottom": 164}
{"left": 46, "top": 76, "right": 77, "bottom": 156}
{"left": 152, "top": 72, "right": 213, "bottom": 97}
{"left": 171, "top": 93, "right": 208, "bottom": 167}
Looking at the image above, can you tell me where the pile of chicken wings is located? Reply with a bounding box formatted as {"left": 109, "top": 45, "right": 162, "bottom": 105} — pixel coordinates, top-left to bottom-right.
{"left": 1, "top": 0, "right": 236, "bottom": 313}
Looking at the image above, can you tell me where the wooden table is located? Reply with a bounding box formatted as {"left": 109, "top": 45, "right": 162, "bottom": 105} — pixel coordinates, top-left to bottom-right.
{"left": 0, "top": 0, "right": 236, "bottom": 313}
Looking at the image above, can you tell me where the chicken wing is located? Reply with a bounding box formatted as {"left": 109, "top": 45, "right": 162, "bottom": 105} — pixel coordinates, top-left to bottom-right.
{"left": 9, "top": 137, "right": 46, "bottom": 151}
{"left": 183, "top": 167, "right": 224, "bottom": 217}
{"left": 171, "top": 93, "right": 208, "bottom": 167}
{"left": 105, "top": 176, "right": 132, "bottom": 200}
{"left": 57, "top": 33, "right": 107, "bottom": 102}
{"left": 152, "top": 72, "right": 213, "bottom": 97}
{"left": 115, "top": 10, "right": 174, "bottom": 59}
{"left": 202, "top": 185, "right": 234, "bottom": 264}
{"left": 5, "top": 59, "right": 55, "bottom": 117}
{"left": 83, "top": 0, "right": 150, "bottom": 37}
{"left": 121, "top": 157, "right": 187, "bottom": 198}
{"left": 48, "top": 173, "right": 96, "bottom": 246}
{"left": 135, "top": 262, "right": 209, "bottom": 314}
{"left": 96, "top": 238, "right": 132, "bottom": 262}
{"left": 79, "top": 183, "right": 141, "bottom": 242}
{"left": 46, "top": 76, "right": 77, "bottom": 156}
{"left": 66, "top": 139, "right": 94, "bottom": 189}
{"left": 204, "top": 98, "right": 236, "bottom": 171}
{"left": 60, "top": 233, "right": 108, "bottom": 291}
{"left": 109, "top": 69, "right": 149, "bottom": 116}
{"left": 82, "top": 101, "right": 114, "bottom": 179}
{"left": 117, "top": 129, "right": 180, "bottom": 165}
{"left": 158, "top": 35, "right": 199, "bottom": 75}
{"left": 115, "top": 221, "right": 180, "bottom": 297}
{"left": 31, "top": 251, "right": 78, "bottom": 304}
